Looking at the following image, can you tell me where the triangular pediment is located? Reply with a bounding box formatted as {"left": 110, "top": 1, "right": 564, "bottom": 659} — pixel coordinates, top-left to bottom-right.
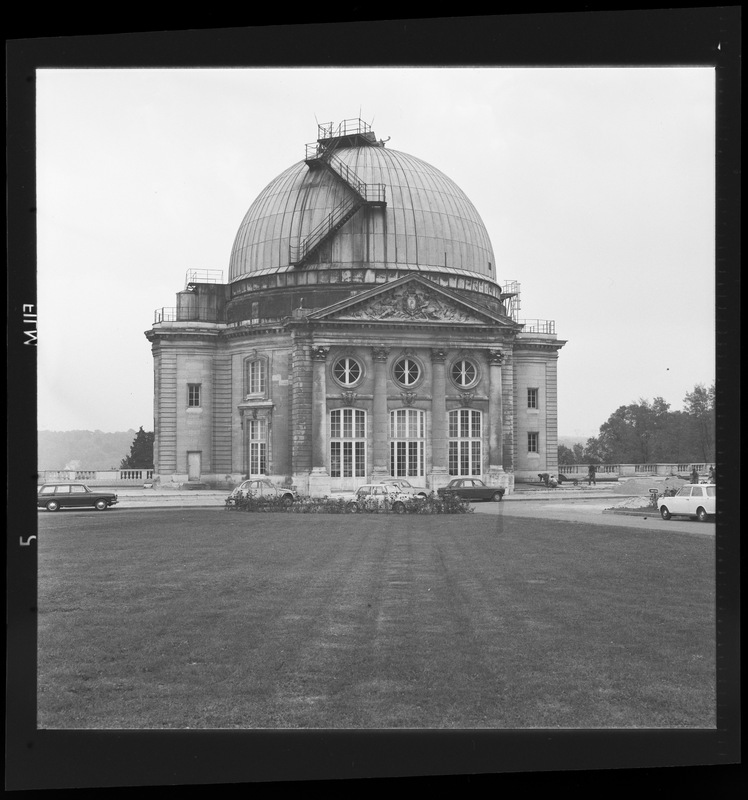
{"left": 308, "top": 275, "right": 516, "bottom": 327}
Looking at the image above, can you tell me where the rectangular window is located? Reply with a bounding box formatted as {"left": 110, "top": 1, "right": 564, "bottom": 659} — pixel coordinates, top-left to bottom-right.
{"left": 528, "top": 388, "right": 539, "bottom": 409}
{"left": 249, "top": 418, "right": 266, "bottom": 441}
{"left": 331, "top": 441, "right": 366, "bottom": 478}
{"left": 188, "top": 383, "right": 201, "bottom": 407}
{"left": 249, "top": 360, "right": 266, "bottom": 395}
{"left": 354, "top": 442, "right": 366, "bottom": 476}
{"left": 330, "top": 409, "right": 366, "bottom": 478}
{"left": 471, "top": 441, "right": 481, "bottom": 475}
{"left": 249, "top": 443, "right": 266, "bottom": 475}
{"left": 528, "top": 432, "right": 539, "bottom": 453}
{"left": 248, "top": 418, "right": 267, "bottom": 476}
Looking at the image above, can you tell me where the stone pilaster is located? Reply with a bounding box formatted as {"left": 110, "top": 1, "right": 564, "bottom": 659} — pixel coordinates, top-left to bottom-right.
{"left": 308, "top": 345, "right": 331, "bottom": 496}
{"left": 290, "top": 333, "right": 313, "bottom": 493}
{"left": 371, "top": 346, "right": 390, "bottom": 477}
{"left": 429, "top": 347, "right": 450, "bottom": 491}
{"left": 487, "top": 348, "right": 507, "bottom": 488}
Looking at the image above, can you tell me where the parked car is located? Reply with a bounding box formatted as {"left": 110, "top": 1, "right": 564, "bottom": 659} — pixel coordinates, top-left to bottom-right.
{"left": 376, "top": 478, "right": 429, "bottom": 498}
{"left": 228, "top": 478, "right": 298, "bottom": 505}
{"left": 352, "top": 484, "right": 410, "bottom": 513}
{"left": 437, "top": 478, "right": 504, "bottom": 502}
{"left": 658, "top": 483, "right": 715, "bottom": 522}
{"left": 37, "top": 483, "right": 118, "bottom": 512}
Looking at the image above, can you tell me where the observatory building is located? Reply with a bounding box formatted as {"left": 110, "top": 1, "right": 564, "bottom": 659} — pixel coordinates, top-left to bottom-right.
{"left": 145, "top": 119, "right": 565, "bottom": 494}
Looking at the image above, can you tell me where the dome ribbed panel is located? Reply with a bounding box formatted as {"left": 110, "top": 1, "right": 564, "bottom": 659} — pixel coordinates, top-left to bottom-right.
{"left": 229, "top": 146, "right": 496, "bottom": 282}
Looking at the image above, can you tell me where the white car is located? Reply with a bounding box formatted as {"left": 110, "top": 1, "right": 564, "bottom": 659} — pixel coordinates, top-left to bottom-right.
{"left": 228, "top": 478, "right": 298, "bottom": 505}
{"left": 376, "top": 478, "right": 429, "bottom": 498}
{"left": 658, "top": 483, "right": 715, "bottom": 522}
{"left": 352, "top": 484, "right": 411, "bottom": 513}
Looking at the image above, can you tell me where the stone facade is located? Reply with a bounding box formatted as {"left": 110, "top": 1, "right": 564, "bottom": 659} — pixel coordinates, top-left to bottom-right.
{"left": 145, "top": 122, "right": 565, "bottom": 492}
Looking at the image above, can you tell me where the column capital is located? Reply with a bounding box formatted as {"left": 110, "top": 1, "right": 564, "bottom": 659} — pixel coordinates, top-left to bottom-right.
{"left": 372, "top": 346, "right": 390, "bottom": 362}
{"left": 487, "top": 349, "right": 505, "bottom": 366}
{"left": 430, "top": 347, "right": 448, "bottom": 363}
{"left": 311, "top": 345, "right": 329, "bottom": 361}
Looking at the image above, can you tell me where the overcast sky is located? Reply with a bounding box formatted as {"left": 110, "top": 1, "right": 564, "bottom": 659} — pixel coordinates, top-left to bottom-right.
{"left": 36, "top": 67, "right": 715, "bottom": 439}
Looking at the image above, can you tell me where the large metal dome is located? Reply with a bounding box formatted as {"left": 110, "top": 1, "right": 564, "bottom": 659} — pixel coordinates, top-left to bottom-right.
{"left": 229, "top": 136, "right": 497, "bottom": 284}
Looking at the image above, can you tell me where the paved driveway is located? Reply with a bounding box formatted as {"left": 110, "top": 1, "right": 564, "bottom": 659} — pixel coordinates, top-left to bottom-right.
{"left": 472, "top": 498, "right": 715, "bottom": 535}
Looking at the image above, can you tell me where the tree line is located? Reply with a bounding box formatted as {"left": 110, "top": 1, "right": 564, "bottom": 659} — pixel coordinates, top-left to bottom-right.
{"left": 559, "top": 383, "right": 715, "bottom": 466}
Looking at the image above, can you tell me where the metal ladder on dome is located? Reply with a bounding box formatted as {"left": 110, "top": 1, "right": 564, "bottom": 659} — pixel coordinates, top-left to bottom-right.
{"left": 289, "top": 129, "right": 386, "bottom": 267}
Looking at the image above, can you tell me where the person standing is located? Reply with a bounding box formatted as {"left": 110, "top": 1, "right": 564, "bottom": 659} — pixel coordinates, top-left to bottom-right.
{"left": 588, "top": 464, "right": 596, "bottom": 486}
{"left": 691, "top": 467, "right": 699, "bottom": 484}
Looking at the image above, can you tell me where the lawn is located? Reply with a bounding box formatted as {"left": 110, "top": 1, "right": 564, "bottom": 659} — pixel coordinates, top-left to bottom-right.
{"left": 37, "top": 509, "right": 715, "bottom": 729}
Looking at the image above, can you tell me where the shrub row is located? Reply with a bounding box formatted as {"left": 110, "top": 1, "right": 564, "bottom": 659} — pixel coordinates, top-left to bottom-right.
{"left": 226, "top": 494, "right": 473, "bottom": 515}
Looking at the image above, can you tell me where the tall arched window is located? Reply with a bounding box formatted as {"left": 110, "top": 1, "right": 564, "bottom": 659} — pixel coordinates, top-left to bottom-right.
{"left": 390, "top": 409, "right": 425, "bottom": 477}
{"left": 330, "top": 408, "right": 367, "bottom": 478}
{"left": 448, "top": 409, "right": 482, "bottom": 476}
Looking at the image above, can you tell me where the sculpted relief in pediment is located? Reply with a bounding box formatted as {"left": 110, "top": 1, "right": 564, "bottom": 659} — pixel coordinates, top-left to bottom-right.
{"left": 332, "top": 285, "right": 485, "bottom": 324}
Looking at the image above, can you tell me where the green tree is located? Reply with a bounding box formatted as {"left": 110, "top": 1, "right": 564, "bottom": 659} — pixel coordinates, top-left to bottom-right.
{"left": 683, "top": 382, "right": 715, "bottom": 462}
{"left": 558, "top": 444, "right": 577, "bottom": 466}
{"left": 586, "top": 383, "right": 715, "bottom": 465}
{"left": 583, "top": 436, "right": 606, "bottom": 464}
{"left": 120, "top": 427, "right": 154, "bottom": 469}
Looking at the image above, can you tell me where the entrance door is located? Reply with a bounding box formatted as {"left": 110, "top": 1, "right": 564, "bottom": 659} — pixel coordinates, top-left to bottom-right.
{"left": 187, "top": 451, "right": 201, "bottom": 481}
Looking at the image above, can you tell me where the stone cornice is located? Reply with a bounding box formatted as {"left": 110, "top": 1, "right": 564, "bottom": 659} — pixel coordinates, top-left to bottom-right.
{"left": 513, "top": 340, "right": 566, "bottom": 353}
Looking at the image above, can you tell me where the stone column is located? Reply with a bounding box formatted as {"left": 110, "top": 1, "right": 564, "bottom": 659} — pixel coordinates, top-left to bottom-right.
{"left": 429, "top": 347, "right": 450, "bottom": 491}
{"left": 487, "top": 348, "right": 506, "bottom": 488}
{"left": 308, "top": 345, "right": 331, "bottom": 496}
{"left": 371, "top": 346, "right": 390, "bottom": 477}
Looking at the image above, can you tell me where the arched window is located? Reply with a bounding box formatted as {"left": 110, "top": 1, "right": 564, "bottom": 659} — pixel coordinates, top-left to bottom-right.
{"left": 448, "top": 409, "right": 482, "bottom": 476}
{"left": 390, "top": 409, "right": 425, "bottom": 477}
{"left": 330, "top": 408, "right": 367, "bottom": 478}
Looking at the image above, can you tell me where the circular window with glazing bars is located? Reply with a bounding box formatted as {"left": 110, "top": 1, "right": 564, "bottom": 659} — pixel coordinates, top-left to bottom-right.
{"left": 393, "top": 356, "right": 422, "bottom": 388}
{"left": 332, "top": 356, "right": 363, "bottom": 387}
{"left": 450, "top": 358, "right": 479, "bottom": 389}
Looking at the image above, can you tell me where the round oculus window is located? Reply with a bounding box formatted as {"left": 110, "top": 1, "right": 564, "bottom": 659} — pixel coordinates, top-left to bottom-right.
{"left": 333, "top": 356, "right": 362, "bottom": 386}
{"left": 393, "top": 357, "right": 421, "bottom": 387}
{"left": 451, "top": 359, "right": 478, "bottom": 388}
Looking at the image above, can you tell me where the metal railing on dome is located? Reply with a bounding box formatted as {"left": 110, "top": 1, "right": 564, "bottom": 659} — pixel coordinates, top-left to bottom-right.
{"left": 519, "top": 319, "right": 556, "bottom": 334}
{"left": 317, "top": 118, "right": 373, "bottom": 140}
{"left": 185, "top": 269, "right": 224, "bottom": 289}
{"left": 289, "top": 195, "right": 365, "bottom": 264}
{"left": 303, "top": 147, "right": 386, "bottom": 204}
{"left": 154, "top": 307, "right": 177, "bottom": 323}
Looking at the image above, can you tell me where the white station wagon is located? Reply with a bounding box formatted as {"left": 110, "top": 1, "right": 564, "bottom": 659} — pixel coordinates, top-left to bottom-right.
{"left": 658, "top": 483, "right": 716, "bottom": 522}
